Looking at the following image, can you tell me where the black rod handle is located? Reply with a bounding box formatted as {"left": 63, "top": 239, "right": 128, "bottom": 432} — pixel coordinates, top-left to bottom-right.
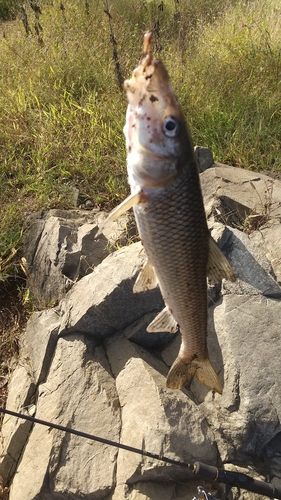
{"left": 194, "top": 461, "right": 219, "bottom": 481}
{"left": 194, "top": 461, "right": 281, "bottom": 500}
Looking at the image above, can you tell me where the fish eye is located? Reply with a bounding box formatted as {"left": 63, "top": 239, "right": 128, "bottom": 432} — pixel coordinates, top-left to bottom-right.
{"left": 162, "top": 116, "right": 181, "bottom": 137}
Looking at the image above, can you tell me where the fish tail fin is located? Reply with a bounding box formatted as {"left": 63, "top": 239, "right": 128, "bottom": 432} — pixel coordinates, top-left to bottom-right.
{"left": 166, "top": 357, "right": 222, "bottom": 394}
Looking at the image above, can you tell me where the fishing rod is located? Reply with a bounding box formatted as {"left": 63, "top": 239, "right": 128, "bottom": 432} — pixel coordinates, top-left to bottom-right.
{"left": 1, "top": 407, "right": 280, "bottom": 499}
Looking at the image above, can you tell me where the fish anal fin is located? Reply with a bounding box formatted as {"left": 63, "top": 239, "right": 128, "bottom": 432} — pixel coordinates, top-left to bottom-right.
{"left": 147, "top": 306, "right": 178, "bottom": 334}
{"left": 133, "top": 260, "right": 158, "bottom": 293}
{"left": 207, "top": 236, "right": 236, "bottom": 284}
{"left": 96, "top": 191, "right": 144, "bottom": 237}
{"left": 166, "top": 356, "right": 222, "bottom": 394}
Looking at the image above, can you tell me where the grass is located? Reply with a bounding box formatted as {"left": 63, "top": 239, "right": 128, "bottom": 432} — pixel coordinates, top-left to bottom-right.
{"left": 183, "top": 0, "right": 281, "bottom": 169}
{"left": 0, "top": 0, "right": 22, "bottom": 20}
{"left": 0, "top": 0, "right": 281, "bottom": 277}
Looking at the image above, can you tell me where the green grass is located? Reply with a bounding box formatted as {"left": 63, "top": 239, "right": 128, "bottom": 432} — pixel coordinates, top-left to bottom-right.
{"left": 0, "top": 0, "right": 22, "bottom": 20}
{"left": 0, "top": 0, "right": 281, "bottom": 277}
{"left": 182, "top": 0, "right": 281, "bottom": 169}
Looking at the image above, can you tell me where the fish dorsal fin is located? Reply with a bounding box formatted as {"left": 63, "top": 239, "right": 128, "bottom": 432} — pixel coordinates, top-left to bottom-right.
{"left": 147, "top": 306, "right": 178, "bottom": 334}
{"left": 207, "top": 235, "right": 236, "bottom": 284}
{"left": 133, "top": 259, "right": 158, "bottom": 293}
{"left": 96, "top": 192, "right": 142, "bottom": 237}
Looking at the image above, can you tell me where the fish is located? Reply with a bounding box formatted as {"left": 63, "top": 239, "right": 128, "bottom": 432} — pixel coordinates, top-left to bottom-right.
{"left": 98, "top": 32, "right": 235, "bottom": 393}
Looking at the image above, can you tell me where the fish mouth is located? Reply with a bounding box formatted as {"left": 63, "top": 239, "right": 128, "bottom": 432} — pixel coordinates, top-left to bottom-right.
{"left": 123, "top": 31, "right": 154, "bottom": 96}
{"left": 123, "top": 60, "right": 181, "bottom": 155}
{"left": 123, "top": 32, "right": 171, "bottom": 118}
{"left": 123, "top": 35, "right": 185, "bottom": 153}
{"left": 123, "top": 64, "right": 156, "bottom": 114}
{"left": 123, "top": 32, "right": 190, "bottom": 189}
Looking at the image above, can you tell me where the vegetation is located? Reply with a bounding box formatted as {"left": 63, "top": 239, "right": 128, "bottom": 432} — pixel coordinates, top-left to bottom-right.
{"left": 0, "top": 0, "right": 281, "bottom": 277}
{"left": 0, "top": 0, "right": 22, "bottom": 21}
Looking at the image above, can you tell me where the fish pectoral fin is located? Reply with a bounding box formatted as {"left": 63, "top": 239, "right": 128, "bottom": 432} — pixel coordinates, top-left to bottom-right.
{"left": 133, "top": 259, "right": 158, "bottom": 293}
{"left": 207, "top": 235, "right": 236, "bottom": 284}
{"left": 147, "top": 306, "right": 178, "bottom": 334}
{"left": 95, "top": 192, "right": 142, "bottom": 237}
{"left": 166, "top": 357, "right": 222, "bottom": 394}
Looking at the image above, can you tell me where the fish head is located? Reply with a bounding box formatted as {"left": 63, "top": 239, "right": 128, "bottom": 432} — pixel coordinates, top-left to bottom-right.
{"left": 124, "top": 45, "right": 192, "bottom": 189}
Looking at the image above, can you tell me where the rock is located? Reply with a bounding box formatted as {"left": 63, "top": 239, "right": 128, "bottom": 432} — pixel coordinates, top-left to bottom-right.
{"left": 201, "top": 293, "right": 281, "bottom": 461}
{"left": 194, "top": 146, "right": 214, "bottom": 172}
{"left": 122, "top": 312, "right": 174, "bottom": 349}
{"left": 23, "top": 209, "right": 135, "bottom": 307}
{"left": 202, "top": 163, "right": 281, "bottom": 287}
{"left": 201, "top": 163, "right": 281, "bottom": 226}
{"left": 214, "top": 225, "right": 281, "bottom": 298}
{"left": 0, "top": 309, "right": 61, "bottom": 482}
{"left": 0, "top": 364, "right": 33, "bottom": 482}
{"left": 9, "top": 335, "right": 120, "bottom": 500}
{"left": 111, "top": 480, "right": 200, "bottom": 500}
{"left": 249, "top": 221, "right": 281, "bottom": 284}
{"left": 22, "top": 308, "right": 61, "bottom": 385}
{"left": 1, "top": 163, "right": 281, "bottom": 499}
{"left": 57, "top": 241, "right": 164, "bottom": 338}
{"left": 106, "top": 334, "right": 218, "bottom": 486}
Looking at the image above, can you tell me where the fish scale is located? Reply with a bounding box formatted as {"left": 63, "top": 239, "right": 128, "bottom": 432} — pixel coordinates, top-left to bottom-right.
{"left": 134, "top": 165, "right": 209, "bottom": 363}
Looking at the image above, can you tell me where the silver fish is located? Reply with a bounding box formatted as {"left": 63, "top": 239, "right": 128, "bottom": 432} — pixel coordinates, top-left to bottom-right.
{"left": 99, "top": 33, "right": 235, "bottom": 393}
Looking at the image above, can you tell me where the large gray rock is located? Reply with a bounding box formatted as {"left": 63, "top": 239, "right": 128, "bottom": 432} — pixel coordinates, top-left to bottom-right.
{"left": 201, "top": 163, "right": 281, "bottom": 227}
{"left": 24, "top": 209, "right": 134, "bottom": 307}
{"left": 250, "top": 221, "right": 281, "bottom": 284}
{"left": 106, "top": 334, "right": 218, "bottom": 485}
{"left": 10, "top": 335, "right": 120, "bottom": 500}
{"left": 1, "top": 164, "right": 281, "bottom": 499}
{"left": 203, "top": 294, "right": 281, "bottom": 460}
{"left": 111, "top": 480, "right": 200, "bottom": 500}
{"left": 57, "top": 241, "right": 164, "bottom": 338}
{"left": 0, "top": 309, "right": 61, "bottom": 482}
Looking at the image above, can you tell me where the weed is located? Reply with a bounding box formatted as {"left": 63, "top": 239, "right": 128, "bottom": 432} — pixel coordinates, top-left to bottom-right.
{"left": 0, "top": 248, "right": 18, "bottom": 282}
{"left": 242, "top": 180, "right": 275, "bottom": 233}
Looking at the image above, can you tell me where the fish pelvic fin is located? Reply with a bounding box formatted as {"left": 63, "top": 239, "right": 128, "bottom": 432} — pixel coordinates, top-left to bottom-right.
{"left": 147, "top": 306, "right": 178, "bottom": 333}
{"left": 95, "top": 192, "right": 143, "bottom": 237}
{"left": 166, "top": 356, "right": 222, "bottom": 394}
{"left": 207, "top": 235, "right": 236, "bottom": 284}
{"left": 133, "top": 259, "right": 158, "bottom": 293}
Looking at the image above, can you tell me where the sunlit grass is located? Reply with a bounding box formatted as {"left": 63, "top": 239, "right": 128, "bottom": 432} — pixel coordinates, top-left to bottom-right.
{"left": 174, "top": 0, "right": 281, "bottom": 169}
{"left": 0, "top": 0, "right": 280, "bottom": 274}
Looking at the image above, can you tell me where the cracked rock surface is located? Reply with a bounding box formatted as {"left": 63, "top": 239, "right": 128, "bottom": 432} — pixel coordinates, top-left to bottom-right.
{"left": 1, "top": 164, "right": 281, "bottom": 499}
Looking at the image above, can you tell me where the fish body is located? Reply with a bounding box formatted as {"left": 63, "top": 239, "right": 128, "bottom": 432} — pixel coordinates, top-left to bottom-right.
{"left": 133, "top": 162, "right": 213, "bottom": 390}
{"left": 99, "top": 34, "right": 235, "bottom": 392}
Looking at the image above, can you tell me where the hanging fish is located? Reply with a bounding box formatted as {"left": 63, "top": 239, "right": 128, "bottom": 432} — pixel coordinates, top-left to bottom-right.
{"left": 99, "top": 33, "right": 235, "bottom": 393}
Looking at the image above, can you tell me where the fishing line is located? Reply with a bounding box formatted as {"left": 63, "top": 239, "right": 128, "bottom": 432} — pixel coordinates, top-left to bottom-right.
{"left": 1, "top": 407, "right": 281, "bottom": 500}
